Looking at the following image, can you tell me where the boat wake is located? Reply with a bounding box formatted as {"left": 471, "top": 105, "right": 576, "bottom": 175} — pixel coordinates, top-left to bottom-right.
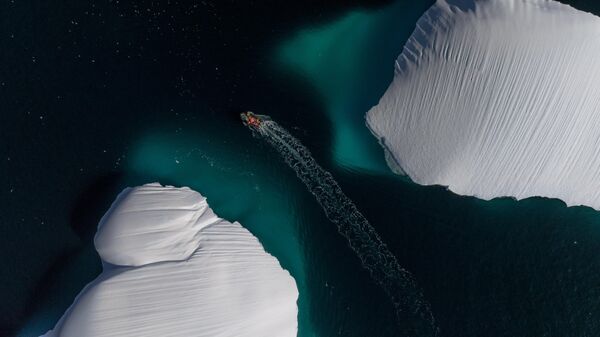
{"left": 247, "top": 116, "right": 438, "bottom": 336}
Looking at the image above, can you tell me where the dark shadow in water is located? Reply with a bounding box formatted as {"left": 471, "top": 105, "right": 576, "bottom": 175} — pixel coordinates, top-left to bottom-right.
{"left": 12, "top": 173, "right": 124, "bottom": 336}
{"left": 13, "top": 246, "right": 102, "bottom": 337}
{"left": 69, "top": 172, "right": 124, "bottom": 240}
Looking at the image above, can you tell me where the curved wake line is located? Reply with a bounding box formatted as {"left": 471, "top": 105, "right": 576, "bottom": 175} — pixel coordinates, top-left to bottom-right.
{"left": 253, "top": 119, "right": 438, "bottom": 336}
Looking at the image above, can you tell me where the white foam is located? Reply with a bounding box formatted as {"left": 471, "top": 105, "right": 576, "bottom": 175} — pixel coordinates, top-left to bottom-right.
{"left": 42, "top": 183, "right": 298, "bottom": 337}
{"left": 367, "top": 0, "right": 600, "bottom": 209}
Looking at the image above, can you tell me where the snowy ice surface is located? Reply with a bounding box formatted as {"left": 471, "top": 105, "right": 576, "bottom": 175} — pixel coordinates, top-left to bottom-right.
{"left": 42, "top": 183, "right": 298, "bottom": 337}
{"left": 367, "top": 0, "right": 600, "bottom": 209}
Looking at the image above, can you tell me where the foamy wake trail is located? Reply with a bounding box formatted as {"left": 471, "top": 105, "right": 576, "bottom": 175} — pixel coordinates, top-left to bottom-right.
{"left": 254, "top": 120, "right": 438, "bottom": 336}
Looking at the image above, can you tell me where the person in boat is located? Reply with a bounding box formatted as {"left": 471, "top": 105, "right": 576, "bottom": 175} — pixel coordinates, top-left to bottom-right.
{"left": 243, "top": 111, "right": 261, "bottom": 127}
{"left": 248, "top": 115, "right": 260, "bottom": 127}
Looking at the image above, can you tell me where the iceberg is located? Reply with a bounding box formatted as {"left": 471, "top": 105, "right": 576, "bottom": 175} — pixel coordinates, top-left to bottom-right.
{"left": 42, "top": 183, "right": 298, "bottom": 337}
{"left": 367, "top": 0, "right": 600, "bottom": 209}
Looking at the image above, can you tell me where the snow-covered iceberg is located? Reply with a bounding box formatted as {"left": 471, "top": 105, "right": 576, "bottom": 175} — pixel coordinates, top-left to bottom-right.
{"left": 42, "top": 183, "right": 298, "bottom": 337}
{"left": 367, "top": 0, "right": 600, "bottom": 209}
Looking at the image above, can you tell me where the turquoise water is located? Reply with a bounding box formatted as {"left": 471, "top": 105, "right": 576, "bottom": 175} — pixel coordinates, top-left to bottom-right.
{"left": 126, "top": 125, "right": 316, "bottom": 336}
{"left": 275, "top": 1, "right": 434, "bottom": 172}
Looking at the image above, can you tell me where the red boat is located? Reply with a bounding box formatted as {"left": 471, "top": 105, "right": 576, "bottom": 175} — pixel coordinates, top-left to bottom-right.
{"left": 241, "top": 111, "right": 262, "bottom": 128}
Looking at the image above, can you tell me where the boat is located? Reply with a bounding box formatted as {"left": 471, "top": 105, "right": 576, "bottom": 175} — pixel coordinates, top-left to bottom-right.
{"left": 241, "top": 111, "right": 262, "bottom": 128}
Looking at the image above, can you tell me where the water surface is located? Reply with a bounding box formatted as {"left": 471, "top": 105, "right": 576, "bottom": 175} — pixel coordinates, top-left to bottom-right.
{"left": 6, "top": 1, "right": 600, "bottom": 336}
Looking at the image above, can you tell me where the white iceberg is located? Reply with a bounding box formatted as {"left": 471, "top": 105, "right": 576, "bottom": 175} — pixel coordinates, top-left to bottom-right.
{"left": 42, "top": 183, "right": 298, "bottom": 337}
{"left": 367, "top": 0, "right": 600, "bottom": 209}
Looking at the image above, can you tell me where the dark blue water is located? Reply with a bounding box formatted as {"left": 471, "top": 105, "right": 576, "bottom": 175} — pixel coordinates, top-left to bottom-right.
{"left": 3, "top": 1, "right": 600, "bottom": 336}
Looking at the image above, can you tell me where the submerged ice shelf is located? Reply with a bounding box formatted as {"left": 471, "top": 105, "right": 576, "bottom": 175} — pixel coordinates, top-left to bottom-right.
{"left": 42, "top": 183, "right": 298, "bottom": 337}
{"left": 367, "top": 0, "right": 600, "bottom": 209}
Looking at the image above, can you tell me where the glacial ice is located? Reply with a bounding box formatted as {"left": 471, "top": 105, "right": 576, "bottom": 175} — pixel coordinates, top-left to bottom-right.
{"left": 367, "top": 0, "right": 600, "bottom": 209}
{"left": 42, "top": 183, "right": 298, "bottom": 337}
